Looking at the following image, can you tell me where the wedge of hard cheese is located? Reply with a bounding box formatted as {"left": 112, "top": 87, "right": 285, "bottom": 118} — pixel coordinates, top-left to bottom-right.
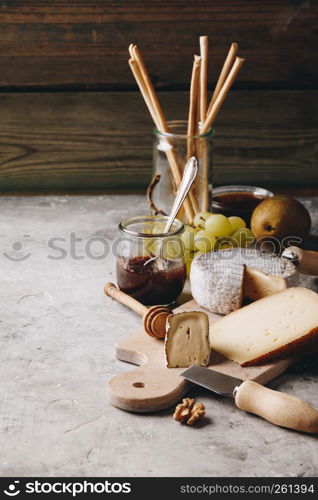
{"left": 209, "top": 287, "right": 318, "bottom": 366}
{"left": 165, "top": 311, "right": 210, "bottom": 368}
{"left": 190, "top": 248, "right": 298, "bottom": 314}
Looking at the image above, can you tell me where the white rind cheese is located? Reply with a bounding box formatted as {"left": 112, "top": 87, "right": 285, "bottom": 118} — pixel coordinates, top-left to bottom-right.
{"left": 165, "top": 311, "right": 210, "bottom": 368}
{"left": 209, "top": 287, "right": 318, "bottom": 366}
{"left": 190, "top": 248, "right": 298, "bottom": 314}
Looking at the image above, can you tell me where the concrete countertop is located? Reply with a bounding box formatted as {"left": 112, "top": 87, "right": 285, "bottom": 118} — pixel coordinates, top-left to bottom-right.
{"left": 0, "top": 195, "right": 317, "bottom": 477}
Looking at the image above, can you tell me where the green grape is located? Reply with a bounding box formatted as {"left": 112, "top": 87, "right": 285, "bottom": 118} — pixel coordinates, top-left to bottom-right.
{"left": 228, "top": 216, "right": 246, "bottom": 232}
{"left": 205, "top": 214, "right": 232, "bottom": 237}
{"left": 161, "top": 239, "right": 183, "bottom": 260}
{"left": 142, "top": 237, "right": 157, "bottom": 257}
{"left": 215, "top": 236, "right": 238, "bottom": 250}
{"left": 184, "top": 250, "right": 195, "bottom": 276}
{"left": 142, "top": 226, "right": 153, "bottom": 235}
{"left": 193, "top": 250, "right": 205, "bottom": 259}
{"left": 151, "top": 222, "right": 166, "bottom": 235}
{"left": 181, "top": 225, "right": 196, "bottom": 251}
{"left": 232, "top": 228, "right": 255, "bottom": 247}
{"left": 194, "top": 230, "right": 216, "bottom": 253}
{"left": 192, "top": 211, "right": 212, "bottom": 229}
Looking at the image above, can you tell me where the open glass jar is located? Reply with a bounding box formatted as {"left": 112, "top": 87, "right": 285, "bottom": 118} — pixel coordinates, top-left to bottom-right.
{"left": 211, "top": 185, "right": 274, "bottom": 225}
{"left": 152, "top": 121, "right": 214, "bottom": 216}
{"left": 116, "top": 215, "right": 186, "bottom": 306}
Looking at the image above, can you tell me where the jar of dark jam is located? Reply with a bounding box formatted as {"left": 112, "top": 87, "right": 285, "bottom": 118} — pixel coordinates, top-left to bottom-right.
{"left": 211, "top": 185, "right": 274, "bottom": 224}
{"left": 116, "top": 215, "right": 186, "bottom": 306}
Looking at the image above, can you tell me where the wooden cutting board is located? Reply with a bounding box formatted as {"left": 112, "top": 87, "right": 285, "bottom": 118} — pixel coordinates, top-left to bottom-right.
{"left": 108, "top": 299, "right": 297, "bottom": 412}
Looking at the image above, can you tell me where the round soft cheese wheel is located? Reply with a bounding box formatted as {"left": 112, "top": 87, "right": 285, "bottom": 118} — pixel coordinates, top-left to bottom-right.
{"left": 190, "top": 248, "right": 298, "bottom": 315}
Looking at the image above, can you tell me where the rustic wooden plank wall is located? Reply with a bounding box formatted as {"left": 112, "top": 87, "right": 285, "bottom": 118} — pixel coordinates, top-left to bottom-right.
{"left": 0, "top": 0, "right": 317, "bottom": 192}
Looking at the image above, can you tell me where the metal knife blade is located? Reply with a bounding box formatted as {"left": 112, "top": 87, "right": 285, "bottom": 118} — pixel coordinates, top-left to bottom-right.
{"left": 181, "top": 366, "right": 243, "bottom": 397}
{"left": 181, "top": 366, "right": 318, "bottom": 433}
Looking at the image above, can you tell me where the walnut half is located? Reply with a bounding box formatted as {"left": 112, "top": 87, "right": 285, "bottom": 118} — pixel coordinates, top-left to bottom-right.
{"left": 173, "top": 398, "right": 206, "bottom": 426}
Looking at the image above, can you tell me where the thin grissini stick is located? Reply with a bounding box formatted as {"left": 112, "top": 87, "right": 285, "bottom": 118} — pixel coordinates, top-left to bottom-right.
{"left": 199, "top": 105, "right": 209, "bottom": 211}
{"left": 132, "top": 44, "right": 167, "bottom": 133}
{"left": 199, "top": 37, "right": 210, "bottom": 212}
{"left": 200, "top": 57, "right": 244, "bottom": 210}
{"left": 199, "top": 36, "right": 208, "bottom": 123}
{"left": 199, "top": 36, "right": 209, "bottom": 211}
{"left": 187, "top": 56, "right": 201, "bottom": 214}
{"left": 129, "top": 45, "right": 162, "bottom": 127}
{"left": 207, "top": 42, "right": 238, "bottom": 116}
{"left": 128, "top": 43, "right": 135, "bottom": 59}
{"left": 132, "top": 44, "right": 192, "bottom": 178}
{"left": 130, "top": 55, "right": 186, "bottom": 217}
{"left": 201, "top": 57, "right": 245, "bottom": 134}
{"left": 129, "top": 46, "right": 195, "bottom": 221}
{"left": 133, "top": 48, "right": 193, "bottom": 163}
{"left": 129, "top": 65, "right": 194, "bottom": 222}
{"left": 200, "top": 138, "right": 209, "bottom": 212}
{"left": 130, "top": 45, "right": 194, "bottom": 220}
{"left": 129, "top": 59, "right": 159, "bottom": 128}
{"left": 187, "top": 55, "right": 201, "bottom": 155}
{"left": 202, "top": 43, "right": 239, "bottom": 210}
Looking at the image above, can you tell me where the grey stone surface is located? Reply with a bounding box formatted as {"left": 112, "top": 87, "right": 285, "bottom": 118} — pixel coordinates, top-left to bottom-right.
{"left": 0, "top": 194, "right": 317, "bottom": 477}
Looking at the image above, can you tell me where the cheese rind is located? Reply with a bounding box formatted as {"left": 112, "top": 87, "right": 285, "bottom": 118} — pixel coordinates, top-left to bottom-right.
{"left": 191, "top": 257, "right": 244, "bottom": 315}
{"left": 190, "top": 248, "right": 298, "bottom": 314}
{"left": 209, "top": 287, "right": 318, "bottom": 366}
{"left": 165, "top": 311, "right": 210, "bottom": 368}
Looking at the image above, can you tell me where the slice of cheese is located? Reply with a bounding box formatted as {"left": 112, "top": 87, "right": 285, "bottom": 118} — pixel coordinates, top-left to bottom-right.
{"left": 190, "top": 248, "right": 298, "bottom": 314}
{"left": 209, "top": 287, "right": 318, "bottom": 366}
{"left": 243, "top": 267, "right": 292, "bottom": 301}
{"left": 165, "top": 311, "right": 210, "bottom": 368}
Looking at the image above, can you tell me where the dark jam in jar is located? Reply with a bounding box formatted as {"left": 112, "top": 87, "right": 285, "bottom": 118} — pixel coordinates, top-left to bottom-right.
{"left": 212, "top": 192, "right": 269, "bottom": 224}
{"left": 116, "top": 256, "right": 187, "bottom": 306}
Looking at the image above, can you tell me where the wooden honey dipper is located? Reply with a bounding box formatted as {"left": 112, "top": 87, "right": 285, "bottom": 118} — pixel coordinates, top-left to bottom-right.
{"left": 104, "top": 283, "right": 171, "bottom": 339}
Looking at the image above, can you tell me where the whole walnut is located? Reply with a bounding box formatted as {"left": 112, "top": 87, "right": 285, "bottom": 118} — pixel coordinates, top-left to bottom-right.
{"left": 173, "top": 398, "right": 205, "bottom": 425}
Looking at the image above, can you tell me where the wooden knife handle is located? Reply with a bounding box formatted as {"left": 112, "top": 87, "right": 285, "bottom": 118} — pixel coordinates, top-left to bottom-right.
{"left": 283, "top": 246, "right": 318, "bottom": 276}
{"left": 235, "top": 380, "right": 318, "bottom": 434}
{"left": 104, "top": 282, "right": 148, "bottom": 317}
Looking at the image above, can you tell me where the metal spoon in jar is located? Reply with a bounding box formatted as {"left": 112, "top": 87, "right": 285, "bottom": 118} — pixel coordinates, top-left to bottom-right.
{"left": 144, "top": 156, "right": 198, "bottom": 269}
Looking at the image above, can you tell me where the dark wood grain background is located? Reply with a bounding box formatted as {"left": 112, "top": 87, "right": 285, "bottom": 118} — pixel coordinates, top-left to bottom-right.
{"left": 0, "top": 0, "right": 317, "bottom": 192}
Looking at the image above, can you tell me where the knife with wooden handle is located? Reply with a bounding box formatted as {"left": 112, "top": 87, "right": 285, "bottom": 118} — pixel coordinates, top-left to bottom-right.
{"left": 181, "top": 366, "right": 318, "bottom": 433}
{"left": 282, "top": 246, "right": 318, "bottom": 276}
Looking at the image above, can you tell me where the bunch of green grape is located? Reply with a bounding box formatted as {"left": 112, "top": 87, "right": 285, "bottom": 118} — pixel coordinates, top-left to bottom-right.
{"left": 182, "top": 212, "right": 254, "bottom": 274}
